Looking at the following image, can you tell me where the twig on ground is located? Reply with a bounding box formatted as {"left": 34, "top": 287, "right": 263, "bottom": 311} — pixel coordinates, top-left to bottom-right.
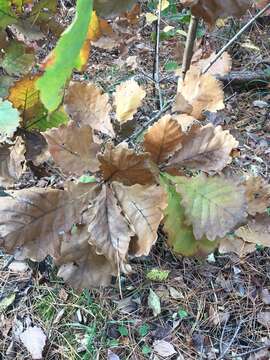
{"left": 203, "top": 2, "right": 270, "bottom": 74}
{"left": 2, "top": 255, "right": 15, "bottom": 270}
{"left": 181, "top": 15, "right": 199, "bottom": 79}
{"left": 218, "top": 319, "right": 243, "bottom": 360}
{"left": 231, "top": 345, "right": 270, "bottom": 358}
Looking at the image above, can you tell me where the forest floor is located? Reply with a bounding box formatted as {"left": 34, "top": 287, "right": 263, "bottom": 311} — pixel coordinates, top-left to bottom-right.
{"left": 0, "top": 3, "right": 270, "bottom": 360}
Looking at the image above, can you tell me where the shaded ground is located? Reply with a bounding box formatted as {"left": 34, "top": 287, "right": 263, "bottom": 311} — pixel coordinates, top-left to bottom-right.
{"left": 0, "top": 2, "right": 270, "bottom": 360}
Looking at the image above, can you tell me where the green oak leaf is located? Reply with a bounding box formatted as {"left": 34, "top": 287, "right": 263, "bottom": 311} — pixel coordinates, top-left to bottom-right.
{"left": 161, "top": 174, "right": 218, "bottom": 256}
{"left": 36, "top": 0, "right": 93, "bottom": 112}
{"left": 169, "top": 174, "right": 247, "bottom": 241}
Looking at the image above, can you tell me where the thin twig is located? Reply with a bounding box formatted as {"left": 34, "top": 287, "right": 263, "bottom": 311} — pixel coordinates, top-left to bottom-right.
{"left": 203, "top": 2, "right": 270, "bottom": 74}
{"left": 217, "top": 319, "right": 243, "bottom": 360}
{"left": 153, "top": 0, "right": 163, "bottom": 109}
{"left": 182, "top": 15, "right": 199, "bottom": 79}
{"left": 231, "top": 345, "right": 270, "bottom": 358}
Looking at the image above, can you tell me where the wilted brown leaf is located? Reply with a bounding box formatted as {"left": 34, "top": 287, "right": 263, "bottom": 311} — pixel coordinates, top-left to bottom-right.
{"left": 181, "top": 0, "right": 252, "bottom": 26}
{"left": 164, "top": 124, "right": 238, "bottom": 173}
{"left": 44, "top": 121, "right": 100, "bottom": 176}
{"left": 0, "top": 139, "right": 26, "bottom": 187}
{"left": 245, "top": 177, "right": 270, "bottom": 216}
{"left": 85, "top": 185, "right": 134, "bottom": 263}
{"left": 112, "top": 182, "right": 166, "bottom": 256}
{"left": 143, "top": 115, "right": 184, "bottom": 164}
{"left": 0, "top": 144, "right": 15, "bottom": 187}
{"left": 172, "top": 93, "right": 193, "bottom": 114}
{"left": 114, "top": 79, "right": 146, "bottom": 124}
{"left": 64, "top": 82, "right": 115, "bottom": 139}
{"left": 0, "top": 182, "right": 98, "bottom": 261}
{"left": 177, "top": 66, "right": 224, "bottom": 119}
{"left": 219, "top": 235, "right": 256, "bottom": 257}
{"left": 192, "top": 52, "right": 232, "bottom": 76}
{"left": 235, "top": 213, "right": 270, "bottom": 247}
{"left": 173, "top": 114, "right": 199, "bottom": 132}
{"left": 98, "top": 143, "right": 158, "bottom": 185}
{"left": 56, "top": 225, "right": 116, "bottom": 289}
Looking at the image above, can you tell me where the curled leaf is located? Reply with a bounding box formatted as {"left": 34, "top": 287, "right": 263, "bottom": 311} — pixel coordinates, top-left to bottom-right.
{"left": 177, "top": 66, "right": 224, "bottom": 119}
{"left": 112, "top": 182, "right": 167, "bottom": 256}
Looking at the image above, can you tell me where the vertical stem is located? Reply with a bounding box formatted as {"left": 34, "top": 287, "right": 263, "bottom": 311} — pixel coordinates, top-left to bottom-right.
{"left": 182, "top": 15, "right": 199, "bottom": 79}
{"left": 153, "top": 0, "right": 163, "bottom": 109}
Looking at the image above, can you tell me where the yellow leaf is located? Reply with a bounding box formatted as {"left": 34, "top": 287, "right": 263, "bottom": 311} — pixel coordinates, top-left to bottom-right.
{"left": 145, "top": 12, "right": 158, "bottom": 24}
{"left": 114, "top": 79, "right": 146, "bottom": 123}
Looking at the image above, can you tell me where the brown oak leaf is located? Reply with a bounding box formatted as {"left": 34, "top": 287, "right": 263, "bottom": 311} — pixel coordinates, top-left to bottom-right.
{"left": 245, "top": 176, "right": 270, "bottom": 216}
{"left": 0, "top": 182, "right": 98, "bottom": 261}
{"left": 235, "top": 213, "right": 270, "bottom": 247}
{"left": 98, "top": 143, "right": 158, "bottom": 185}
{"left": 112, "top": 182, "right": 167, "bottom": 256}
{"left": 177, "top": 66, "right": 224, "bottom": 119}
{"left": 114, "top": 79, "right": 146, "bottom": 124}
{"left": 64, "top": 82, "right": 115, "bottom": 139}
{"left": 84, "top": 184, "right": 134, "bottom": 263}
{"left": 143, "top": 115, "right": 184, "bottom": 165}
{"left": 44, "top": 121, "right": 100, "bottom": 176}
{"left": 56, "top": 225, "right": 116, "bottom": 289}
{"left": 181, "top": 0, "right": 252, "bottom": 26}
{"left": 164, "top": 124, "right": 238, "bottom": 173}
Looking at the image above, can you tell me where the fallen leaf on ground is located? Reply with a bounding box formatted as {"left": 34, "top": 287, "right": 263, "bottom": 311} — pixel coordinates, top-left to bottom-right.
{"left": 148, "top": 289, "right": 161, "bottom": 317}
{"left": 177, "top": 66, "right": 224, "bottom": 119}
{"left": 153, "top": 340, "right": 177, "bottom": 358}
{"left": 261, "top": 288, "right": 270, "bottom": 305}
{"left": 0, "top": 293, "right": 16, "bottom": 313}
{"left": 19, "top": 326, "right": 47, "bottom": 360}
{"left": 257, "top": 311, "right": 270, "bottom": 328}
{"left": 114, "top": 79, "right": 146, "bottom": 124}
{"left": 107, "top": 350, "right": 120, "bottom": 360}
